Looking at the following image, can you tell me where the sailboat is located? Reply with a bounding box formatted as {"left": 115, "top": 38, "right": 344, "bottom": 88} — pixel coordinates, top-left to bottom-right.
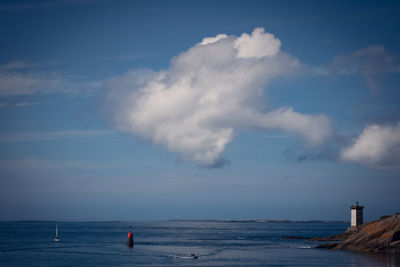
{"left": 54, "top": 224, "right": 60, "bottom": 242}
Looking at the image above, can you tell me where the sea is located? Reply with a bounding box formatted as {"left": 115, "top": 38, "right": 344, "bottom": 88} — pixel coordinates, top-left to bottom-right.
{"left": 1, "top": 220, "right": 399, "bottom": 266}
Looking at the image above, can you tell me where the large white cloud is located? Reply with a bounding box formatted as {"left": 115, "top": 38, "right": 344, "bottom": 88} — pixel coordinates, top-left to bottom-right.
{"left": 341, "top": 123, "right": 400, "bottom": 168}
{"left": 107, "top": 28, "right": 332, "bottom": 166}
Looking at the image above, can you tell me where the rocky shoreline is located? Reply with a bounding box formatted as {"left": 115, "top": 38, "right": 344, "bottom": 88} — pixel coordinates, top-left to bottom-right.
{"left": 315, "top": 213, "right": 400, "bottom": 254}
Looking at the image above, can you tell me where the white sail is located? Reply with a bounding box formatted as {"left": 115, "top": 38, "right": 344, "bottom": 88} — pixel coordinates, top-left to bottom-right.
{"left": 54, "top": 224, "right": 60, "bottom": 242}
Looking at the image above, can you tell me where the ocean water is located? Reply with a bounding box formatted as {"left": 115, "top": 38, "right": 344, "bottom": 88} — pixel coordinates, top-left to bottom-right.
{"left": 1, "top": 221, "right": 399, "bottom": 266}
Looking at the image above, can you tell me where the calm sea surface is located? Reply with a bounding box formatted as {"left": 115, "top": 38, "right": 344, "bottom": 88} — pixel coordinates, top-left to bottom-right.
{"left": 1, "top": 221, "right": 399, "bottom": 266}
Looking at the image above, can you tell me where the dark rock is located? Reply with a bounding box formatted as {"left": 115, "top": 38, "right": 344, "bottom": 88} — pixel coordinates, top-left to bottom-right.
{"left": 391, "top": 231, "right": 400, "bottom": 243}
{"left": 316, "top": 243, "right": 338, "bottom": 249}
{"left": 314, "top": 213, "right": 400, "bottom": 254}
{"left": 311, "top": 232, "right": 351, "bottom": 241}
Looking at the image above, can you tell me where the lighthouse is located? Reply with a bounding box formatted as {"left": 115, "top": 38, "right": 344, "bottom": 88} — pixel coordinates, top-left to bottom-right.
{"left": 350, "top": 201, "right": 364, "bottom": 227}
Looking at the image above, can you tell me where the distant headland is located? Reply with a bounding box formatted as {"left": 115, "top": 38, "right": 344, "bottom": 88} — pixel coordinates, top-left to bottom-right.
{"left": 168, "top": 219, "right": 349, "bottom": 223}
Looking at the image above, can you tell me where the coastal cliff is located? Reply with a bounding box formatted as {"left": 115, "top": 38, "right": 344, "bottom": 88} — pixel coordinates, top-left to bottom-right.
{"left": 317, "top": 213, "right": 400, "bottom": 253}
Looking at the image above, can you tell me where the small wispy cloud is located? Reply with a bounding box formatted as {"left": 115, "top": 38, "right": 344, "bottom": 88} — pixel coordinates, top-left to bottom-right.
{"left": 328, "top": 45, "right": 400, "bottom": 91}
{"left": 283, "top": 132, "right": 351, "bottom": 163}
{"left": 0, "top": 101, "right": 44, "bottom": 108}
{"left": 0, "top": 69, "right": 103, "bottom": 96}
{"left": 15, "top": 102, "right": 43, "bottom": 107}
{"left": 0, "top": 61, "right": 41, "bottom": 71}
{"left": 0, "top": 130, "right": 114, "bottom": 143}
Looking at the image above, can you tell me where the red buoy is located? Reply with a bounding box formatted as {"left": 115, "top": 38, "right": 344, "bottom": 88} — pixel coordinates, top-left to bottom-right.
{"left": 127, "top": 232, "right": 134, "bottom": 248}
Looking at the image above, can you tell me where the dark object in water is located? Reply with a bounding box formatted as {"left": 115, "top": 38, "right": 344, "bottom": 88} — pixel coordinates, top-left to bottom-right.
{"left": 282, "top": 236, "right": 305, "bottom": 240}
{"left": 190, "top": 253, "right": 198, "bottom": 259}
{"left": 127, "top": 232, "right": 134, "bottom": 248}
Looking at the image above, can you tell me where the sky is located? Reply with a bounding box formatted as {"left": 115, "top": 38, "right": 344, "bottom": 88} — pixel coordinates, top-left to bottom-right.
{"left": 0, "top": 0, "right": 399, "bottom": 221}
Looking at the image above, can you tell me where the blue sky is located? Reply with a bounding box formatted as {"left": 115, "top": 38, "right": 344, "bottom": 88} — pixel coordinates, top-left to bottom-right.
{"left": 0, "top": 0, "right": 399, "bottom": 221}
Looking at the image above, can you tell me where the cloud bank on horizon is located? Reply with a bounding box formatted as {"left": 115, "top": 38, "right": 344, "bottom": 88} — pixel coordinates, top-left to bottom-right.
{"left": 108, "top": 28, "right": 333, "bottom": 166}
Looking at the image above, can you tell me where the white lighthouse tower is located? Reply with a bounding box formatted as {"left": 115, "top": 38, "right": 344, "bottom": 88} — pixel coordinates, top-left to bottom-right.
{"left": 350, "top": 201, "right": 364, "bottom": 227}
